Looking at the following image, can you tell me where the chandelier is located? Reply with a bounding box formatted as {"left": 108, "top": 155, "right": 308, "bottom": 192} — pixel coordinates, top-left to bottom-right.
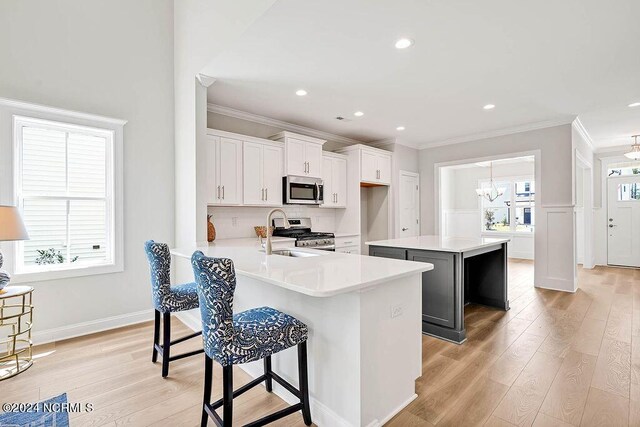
{"left": 475, "top": 162, "right": 506, "bottom": 202}
{"left": 624, "top": 135, "right": 640, "bottom": 160}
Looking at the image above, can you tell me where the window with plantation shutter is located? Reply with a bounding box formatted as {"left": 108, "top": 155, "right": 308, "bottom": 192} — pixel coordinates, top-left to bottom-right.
{"left": 14, "top": 116, "right": 115, "bottom": 273}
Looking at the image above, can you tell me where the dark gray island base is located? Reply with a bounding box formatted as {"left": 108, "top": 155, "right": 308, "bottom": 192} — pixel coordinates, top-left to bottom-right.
{"left": 367, "top": 236, "right": 510, "bottom": 344}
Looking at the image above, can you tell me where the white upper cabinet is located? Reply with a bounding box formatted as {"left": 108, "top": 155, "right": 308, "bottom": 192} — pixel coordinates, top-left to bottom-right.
{"left": 361, "top": 150, "right": 379, "bottom": 183}
{"left": 336, "top": 144, "right": 392, "bottom": 186}
{"left": 242, "top": 140, "right": 283, "bottom": 206}
{"left": 205, "top": 134, "right": 242, "bottom": 205}
{"left": 322, "top": 153, "right": 347, "bottom": 208}
{"left": 270, "top": 131, "right": 325, "bottom": 179}
{"left": 360, "top": 149, "right": 391, "bottom": 185}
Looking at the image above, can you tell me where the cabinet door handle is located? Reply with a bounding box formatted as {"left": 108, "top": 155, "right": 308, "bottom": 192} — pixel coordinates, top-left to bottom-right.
{"left": 402, "top": 227, "right": 409, "bottom": 231}
{"left": 217, "top": 185, "right": 220, "bottom": 199}
{"left": 261, "top": 188, "right": 264, "bottom": 201}
{"left": 265, "top": 188, "right": 268, "bottom": 201}
{"left": 222, "top": 185, "right": 225, "bottom": 199}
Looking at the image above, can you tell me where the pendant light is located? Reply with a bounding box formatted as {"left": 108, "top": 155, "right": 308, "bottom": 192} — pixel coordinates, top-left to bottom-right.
{"left": 475, "top": 162, "right": 506, "bottom": 202}
{"left": 624, "top": 135, "right": 640, "bottom": 160}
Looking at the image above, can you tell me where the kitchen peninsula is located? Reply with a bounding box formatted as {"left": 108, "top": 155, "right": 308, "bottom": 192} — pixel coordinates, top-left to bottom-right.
{"left": 171, "top": 238, "right": 433, "bottom": 427}
{"left": 366, "top": 236, "right": 510, "bottom": 344}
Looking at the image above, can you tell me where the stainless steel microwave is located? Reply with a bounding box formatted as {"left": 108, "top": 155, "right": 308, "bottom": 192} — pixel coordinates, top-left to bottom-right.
{"left": 282, "top": 175, "right": 324, "bottom": 205}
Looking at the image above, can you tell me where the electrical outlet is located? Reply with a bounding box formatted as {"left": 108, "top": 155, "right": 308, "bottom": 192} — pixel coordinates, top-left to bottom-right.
{"left": 390, "top": 304, "right": 403, "bottom": 318}
{"left": 232, "top": 217, "right": 238, "bottom": 227}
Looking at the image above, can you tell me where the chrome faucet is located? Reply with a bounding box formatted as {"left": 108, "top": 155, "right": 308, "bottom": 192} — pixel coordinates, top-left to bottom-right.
{"left": 265, "top": 208, "right": 290, "bottom": 255}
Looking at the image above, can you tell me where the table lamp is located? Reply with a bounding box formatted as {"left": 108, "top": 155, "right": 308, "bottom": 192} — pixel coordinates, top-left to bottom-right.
{"left": 0, "top": 205, "right": 29, "bottom": 291}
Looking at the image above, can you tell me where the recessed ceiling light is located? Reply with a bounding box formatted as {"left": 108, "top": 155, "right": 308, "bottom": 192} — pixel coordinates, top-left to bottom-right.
{"left": 295, "top": 89, "right": 307, "bottom": 96}
{"left": 483, "top": 104, "right": 496, "bottom": 110}
{"left": 396, "top": 126, "right": 405, "bottom": 131}
{"left": 395, "top": 38, "right": 414, "bottom": 49}
{"left": 629, "top": 102, "right": 640, "bottom": 108}
{"left": 354, "top": 111, "right": 364, "bottom": 117}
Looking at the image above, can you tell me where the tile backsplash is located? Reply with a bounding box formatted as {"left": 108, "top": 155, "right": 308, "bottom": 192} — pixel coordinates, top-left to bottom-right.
{"left": 208, "top": 206, "right": 337, "bottom": 239}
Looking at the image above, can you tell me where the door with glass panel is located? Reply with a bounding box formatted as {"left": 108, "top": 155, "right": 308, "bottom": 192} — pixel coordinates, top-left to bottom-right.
{"left": 607, "top": 177, "right": 640, "bottom": 267}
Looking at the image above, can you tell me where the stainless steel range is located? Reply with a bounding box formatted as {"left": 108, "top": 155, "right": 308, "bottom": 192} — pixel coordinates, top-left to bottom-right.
{"left": 272, "top": 217, "right": 335, "bottom": 251}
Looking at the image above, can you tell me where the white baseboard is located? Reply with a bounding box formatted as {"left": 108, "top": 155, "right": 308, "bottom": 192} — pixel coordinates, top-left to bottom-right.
{"left": 534, "top": 283, "right": 577, "bottom": 293}
{"left": 509, "top": 252, "right": 534, "bottom": 260}
{"left": 375, "top": 393, "right": 418, "bottom": 426}
{"left": 175, "top": 309, "right": 202, "bottom": 332}
{"left": 33, "top": 309, "right": 154, "bottom": 345}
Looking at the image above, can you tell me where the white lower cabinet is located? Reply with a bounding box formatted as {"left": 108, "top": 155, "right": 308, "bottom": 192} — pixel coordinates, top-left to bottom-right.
{"left": 336, "top": 246, "right": 360, "bottom": 255}
{"left": 243, "top": 140, "right": 283, "bottom": 206}
{"left": 335, "top": 236, "right": 361, "bottom": 254}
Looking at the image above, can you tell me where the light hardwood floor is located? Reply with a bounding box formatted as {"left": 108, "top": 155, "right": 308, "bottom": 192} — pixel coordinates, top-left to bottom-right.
{"left": 389, "top": 260, "right": 640, "bottom": 427}
{"left": 2, "top": 260, "right": 639, "bottom": 426}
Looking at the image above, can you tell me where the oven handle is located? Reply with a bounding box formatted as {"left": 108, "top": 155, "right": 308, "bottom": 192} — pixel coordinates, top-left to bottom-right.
{"left": 312, "top": 244, "right": 335, "bottom": 251}
{"left": 314, "top": 182, "right": 320, "bottom": 203}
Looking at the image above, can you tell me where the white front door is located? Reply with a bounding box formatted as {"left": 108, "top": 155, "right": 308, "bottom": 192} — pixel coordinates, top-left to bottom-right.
{"left": 399, "top": 171, "right": 420, "bottom": 238}
{"left": 607, "top": 177, "right": 640, "bottom": 267}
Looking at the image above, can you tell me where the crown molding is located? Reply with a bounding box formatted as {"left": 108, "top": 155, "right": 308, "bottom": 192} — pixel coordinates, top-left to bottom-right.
{"left": 196, "top": 73, "right": 216, "bottom": 88}
{"left": 0, "top": 97, "right": 127, "bottom": 126}
{"left": 572, "top": 117, "right": 595, "bottom": 151}
{"left": 418, "top": 117, "right": 576, "bottom": 150}
{"left": 593, "top": 144, "right": 630, "bottom": 155}
{"left": 207, "top": 103, "right": 365, "bottom": 146}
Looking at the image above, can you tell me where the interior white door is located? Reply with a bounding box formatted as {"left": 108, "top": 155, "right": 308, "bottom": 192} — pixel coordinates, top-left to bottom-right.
{"left": 305, "top": 142, "right": 323, "bottom": 178}
{"left": 607, "top": 177, "right": 640, "bottom": 267}
{"left": 218, "top": 137, "right": 242, "bottom": 205}
{"left": 243, "top": 142, "right": 264, "bottom": 205}
{"left": 286, "top": 138, "right": 306, "bottom": 176}
{"left": 399, "top": 172, "right": 420, "bottom": 238}
{"left": 262, "top": 145, "right": 283, "bottom": 205}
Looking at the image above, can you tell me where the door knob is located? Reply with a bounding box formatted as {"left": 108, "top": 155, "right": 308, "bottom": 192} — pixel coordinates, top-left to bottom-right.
{"left": 609, "top": 224, "right": 616, "bottom": 228}
{"left": 402, "top": 227, "right": 409, "bottom": 231}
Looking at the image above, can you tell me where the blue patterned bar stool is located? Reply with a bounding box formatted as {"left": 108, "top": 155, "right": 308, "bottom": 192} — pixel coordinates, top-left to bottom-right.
{"left": 191, "top": 251, "right": 312, "bottom": 427}
{"left": 144, "top": 240, "right": 204, "bottom": 378}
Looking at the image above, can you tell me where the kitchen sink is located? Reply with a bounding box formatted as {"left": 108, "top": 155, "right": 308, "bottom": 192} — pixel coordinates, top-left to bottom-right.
{"left": 270, "top": 249, "right": 320, "bottom": 257}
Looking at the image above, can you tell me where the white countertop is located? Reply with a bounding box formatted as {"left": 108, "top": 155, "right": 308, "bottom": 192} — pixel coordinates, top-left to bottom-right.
{"left": 365, "top": 235, "right": 510, "bottom": 253}
{"left": 334, "top": 232, "right": 360, "bottom": 239}
{"left": 171, "top": 238, "right": 432, "bottom": 298}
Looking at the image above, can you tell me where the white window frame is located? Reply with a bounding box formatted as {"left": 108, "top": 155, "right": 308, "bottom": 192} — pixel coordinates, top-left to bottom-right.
{"left": 479, "top": 174, "right": 535, "bottom": 237}
{"left": 3, "top": 98, "right": 125, "bottom": 283}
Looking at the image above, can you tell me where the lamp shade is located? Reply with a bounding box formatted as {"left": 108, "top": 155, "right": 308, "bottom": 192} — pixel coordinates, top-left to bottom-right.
{"left": 0, "top": 206, "right": 29, "bottom": 241}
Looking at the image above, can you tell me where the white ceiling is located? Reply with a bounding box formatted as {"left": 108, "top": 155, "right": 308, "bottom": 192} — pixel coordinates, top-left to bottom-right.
{"left": 206, "top": 0, "right": 640, "bottom": 149}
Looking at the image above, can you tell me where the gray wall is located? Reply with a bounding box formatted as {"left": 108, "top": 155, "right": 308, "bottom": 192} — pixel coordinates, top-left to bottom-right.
{"left": 0, "top": 0, "right": 175, "bottom": 335}
{"left": 420, "top": 124, "right": 573, "bottom": 233}
{"left": 420, "top": 124, "right": 576, "bottom": 291}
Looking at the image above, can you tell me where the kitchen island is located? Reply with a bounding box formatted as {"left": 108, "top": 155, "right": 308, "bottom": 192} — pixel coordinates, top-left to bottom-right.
{"left": 171, "top": 238, "right": 433, "bottom": 427}
{"left": 366, "top": 236, "right": 509, "bottom": 344}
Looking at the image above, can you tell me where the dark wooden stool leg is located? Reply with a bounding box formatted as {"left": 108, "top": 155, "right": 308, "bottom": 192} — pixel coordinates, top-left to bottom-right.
{"left": 152, "top": 309, "right": 160, "bottom": 363}
{"left": 297, "top": 341, "right": 312, "bottom": 426}
{"left": 222, "top": 365, "right": 234, "bottom": 427}
{"left": 201, "top": 355, "right": 213, "bottom": 427}
{"left": 264, "top": 355, "right": 273, "bottom": 392}
{"left": 162, "top": 312, "right": 171, "bottom": 378}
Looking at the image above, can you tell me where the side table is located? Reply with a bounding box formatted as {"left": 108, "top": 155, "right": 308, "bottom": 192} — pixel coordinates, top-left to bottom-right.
{"left": 0, "top": 285, "right": 34, "bottom": 380}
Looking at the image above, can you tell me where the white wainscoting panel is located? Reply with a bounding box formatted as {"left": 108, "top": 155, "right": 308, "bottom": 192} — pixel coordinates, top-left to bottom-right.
{"left": 443, "top": 209, "right": 534, "bottom": 259}
{"left": 535, "top": 206, "right": 576, "bottom": 292}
